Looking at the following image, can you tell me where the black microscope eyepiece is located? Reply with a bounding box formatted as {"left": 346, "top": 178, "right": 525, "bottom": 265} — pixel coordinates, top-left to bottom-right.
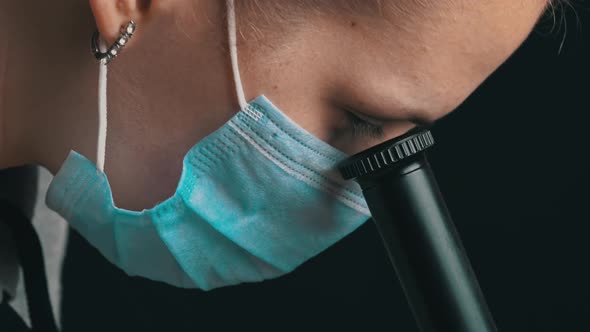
{"left": 336, "top": 126, "right": 497, "bottom": 332}
{"left": 338, "top": 126, "right": 435, "bottom": 180}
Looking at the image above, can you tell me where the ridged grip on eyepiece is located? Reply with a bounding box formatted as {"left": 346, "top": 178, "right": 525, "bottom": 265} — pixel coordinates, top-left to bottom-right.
{"left": 338, "top": 128, "right": 435, "bottom": 180}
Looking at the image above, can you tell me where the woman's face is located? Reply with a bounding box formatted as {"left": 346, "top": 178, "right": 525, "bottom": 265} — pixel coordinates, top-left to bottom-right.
{"left": 0, "top": 0, "right": 553, "bottom": 209}
{"left": 232, "top": 0, "right": 552, "bottom": 154}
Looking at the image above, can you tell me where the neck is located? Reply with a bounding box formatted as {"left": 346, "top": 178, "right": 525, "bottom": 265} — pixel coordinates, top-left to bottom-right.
{"left": 13, "top": 1, "right": 237, "bottom": 176}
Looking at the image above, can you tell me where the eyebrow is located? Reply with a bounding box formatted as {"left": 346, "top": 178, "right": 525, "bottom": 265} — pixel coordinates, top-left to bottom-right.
{"left": 410, "top": 116, "right": 435, "bottom": 128}
{"left": 356, "top": 110, "right": 435, "bottom": 129}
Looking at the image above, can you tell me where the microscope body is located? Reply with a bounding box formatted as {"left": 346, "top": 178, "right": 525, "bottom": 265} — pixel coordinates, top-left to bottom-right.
{"left": 339, "top": 128, "right": 497, "bottom": 332}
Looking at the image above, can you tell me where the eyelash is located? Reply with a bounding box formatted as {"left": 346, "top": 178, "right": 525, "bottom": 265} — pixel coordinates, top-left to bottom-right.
{"left": 348, "top": 113, "right": 385, "bottom": 140}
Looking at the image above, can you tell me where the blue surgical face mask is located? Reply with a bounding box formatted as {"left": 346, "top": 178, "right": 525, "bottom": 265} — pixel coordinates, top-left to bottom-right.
{"left": 46, "top": 95, "right": 371, "bottom": 290}
{"left": 45, "top": 0, "right": 371, "bottom": 291}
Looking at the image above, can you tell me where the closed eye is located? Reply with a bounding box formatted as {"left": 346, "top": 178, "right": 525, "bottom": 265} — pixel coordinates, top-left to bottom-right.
{"left": 347, "top": 112, "right": 386, "bottom": 140}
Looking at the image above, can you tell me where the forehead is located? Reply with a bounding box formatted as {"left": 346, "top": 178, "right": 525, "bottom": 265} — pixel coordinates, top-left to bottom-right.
{"left": 240, "top": 1, "right": 552, "bottom": 50}
{"left": 347, "top": 0, "right": 551, "bottom": 45}
{"left": 296, "top": 1, "right": 551, "bottom": 60}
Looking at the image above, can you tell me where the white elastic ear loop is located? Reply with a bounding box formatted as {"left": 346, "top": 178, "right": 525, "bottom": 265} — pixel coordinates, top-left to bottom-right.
{"left": 96, "top": 3, "right": 241, "bottom": 172}
{"left": 97, "top": 38, "right": 108, "bottom": 172}
{"left": 226, "top": 0, "right": 248, "bottom": 110}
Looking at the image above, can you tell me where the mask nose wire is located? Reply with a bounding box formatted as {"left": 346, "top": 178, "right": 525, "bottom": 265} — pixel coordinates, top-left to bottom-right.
{"left": 97, "top": 39, "right": 108, "bottom": 173}
{"left": 227, "top": 0, "right": 248, "bottom": 111}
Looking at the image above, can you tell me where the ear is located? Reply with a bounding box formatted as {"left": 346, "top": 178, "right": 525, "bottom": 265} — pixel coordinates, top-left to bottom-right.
{"left": 89, "top": 0, "right": 153, "bottom": 46}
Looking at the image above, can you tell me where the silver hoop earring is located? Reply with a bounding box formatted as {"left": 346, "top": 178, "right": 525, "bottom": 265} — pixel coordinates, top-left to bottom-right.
{"left": 91, "top": 20, "right": 137, "bottom": 65}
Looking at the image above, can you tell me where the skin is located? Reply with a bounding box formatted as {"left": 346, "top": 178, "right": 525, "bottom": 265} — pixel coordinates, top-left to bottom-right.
{"left": 0, "top": 0, "right": 550, "bottom": 211}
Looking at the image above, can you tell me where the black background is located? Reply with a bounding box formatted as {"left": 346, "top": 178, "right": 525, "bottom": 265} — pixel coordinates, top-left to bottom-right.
{"left": 58, "top": 4, "right": 590, "bottom": 332}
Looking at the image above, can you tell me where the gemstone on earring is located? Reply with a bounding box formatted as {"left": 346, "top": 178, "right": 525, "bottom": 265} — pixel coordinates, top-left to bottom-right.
{"left": 93, "top": 21, "right": 136, "bottom": 65}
